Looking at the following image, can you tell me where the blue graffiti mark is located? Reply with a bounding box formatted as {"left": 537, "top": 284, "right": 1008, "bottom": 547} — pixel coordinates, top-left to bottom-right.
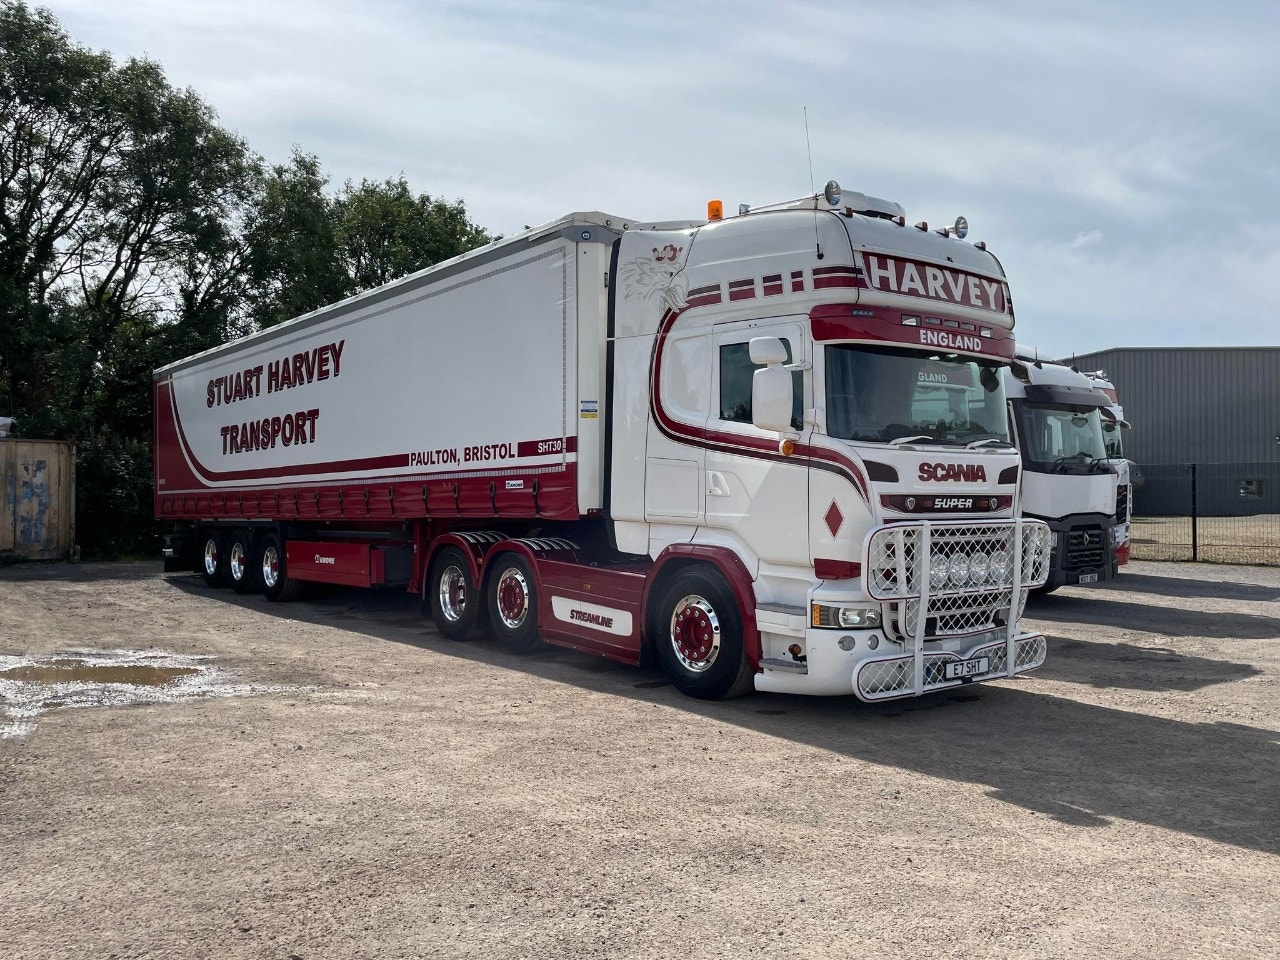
{"left": 17, "top": 459, "right": 50, "bottom": 545}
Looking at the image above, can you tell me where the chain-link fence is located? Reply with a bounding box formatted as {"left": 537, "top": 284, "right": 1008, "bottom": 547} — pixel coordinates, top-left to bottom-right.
{"left": 1128, "top": 462, "right": 1280, "bottom": 565}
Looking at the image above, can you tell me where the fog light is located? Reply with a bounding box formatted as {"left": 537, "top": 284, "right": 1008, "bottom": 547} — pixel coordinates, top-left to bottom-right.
{"left": 929, "top": 556, "right": 949, "bottom": 590}
{"left": 990, "top": 547, "right": 1012, "bottom": 582}
{"left": 838, "top": 635, "right": 856, "bottom": 651}
{"left": 970, "top": 551, "right": 990, "bottom": 584}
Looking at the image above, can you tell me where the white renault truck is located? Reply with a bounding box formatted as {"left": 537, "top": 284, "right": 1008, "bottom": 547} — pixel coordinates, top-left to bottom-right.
{"left": 1003, "top": 350, "right": 1120, "bottom": 592}
{"left": 155, "top": 181, "right": 1052, "bottom": 701}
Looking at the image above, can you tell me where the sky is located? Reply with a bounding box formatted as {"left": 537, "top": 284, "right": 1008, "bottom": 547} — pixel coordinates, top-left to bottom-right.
{"left": 44, "top": 0, "right": 1280, "bottom": 359}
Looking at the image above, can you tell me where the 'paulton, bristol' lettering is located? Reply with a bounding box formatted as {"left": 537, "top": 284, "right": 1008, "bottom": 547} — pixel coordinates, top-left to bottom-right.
{"left": 266, "top": 340, "right": 345, "bottom": 393}
{"left": 918, "top": 463, "right": 988, "bottom": 482}
{"left": 862, "top": 255, "right": 1008, "bottom": 313}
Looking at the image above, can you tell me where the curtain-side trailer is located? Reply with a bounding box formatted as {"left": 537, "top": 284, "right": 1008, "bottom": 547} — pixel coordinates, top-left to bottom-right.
{"left": 155, "top": 184, "right": 1052, "bottom": 700}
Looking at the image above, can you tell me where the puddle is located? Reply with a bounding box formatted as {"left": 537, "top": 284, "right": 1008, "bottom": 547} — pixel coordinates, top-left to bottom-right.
{"left": 0, "top": 649, "right": 305, "bottom": 740}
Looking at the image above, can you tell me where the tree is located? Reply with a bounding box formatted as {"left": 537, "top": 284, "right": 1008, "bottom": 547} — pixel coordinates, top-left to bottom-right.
{"left": 334, "top": 175, "right": 494, "bottom": 291}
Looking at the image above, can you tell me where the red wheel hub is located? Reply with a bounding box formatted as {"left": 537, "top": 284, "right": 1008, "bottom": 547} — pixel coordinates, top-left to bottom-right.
{"left": 674, "top": 604, "right": 715, "bottom": 663}
{"left": 499, "top": 574, "right": 527, "bottom": 620}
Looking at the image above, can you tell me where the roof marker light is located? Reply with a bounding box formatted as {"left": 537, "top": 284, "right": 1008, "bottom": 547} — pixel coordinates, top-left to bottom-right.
{"left": 915, "top": 221, "right": 928, "bottom": 231}
{"left": 980, "top": 327, "right": 993, "bottom": 337}
{"left": 901, "top": 315, "right": 921, "bottom": 326}
{"left": 975, "top": 241, "right": 987, "bottom": 251}
{"left": 739, "top": 203, "right": 751, "bottom": 216}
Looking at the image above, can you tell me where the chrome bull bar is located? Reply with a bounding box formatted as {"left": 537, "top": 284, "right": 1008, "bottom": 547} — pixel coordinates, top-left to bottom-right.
{"left": 858, "top": 519, "right": 1053, "bottom": 700}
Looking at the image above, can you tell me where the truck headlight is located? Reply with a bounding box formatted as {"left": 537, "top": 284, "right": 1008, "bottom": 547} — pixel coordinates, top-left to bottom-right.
{"left": 812, "top": 604, "right": 882, "bottom": 629}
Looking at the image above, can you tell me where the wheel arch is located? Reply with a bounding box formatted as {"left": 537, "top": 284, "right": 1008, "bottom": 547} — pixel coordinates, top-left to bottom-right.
{"left": 643, "top": 545, "right": 761, "bottom": 668}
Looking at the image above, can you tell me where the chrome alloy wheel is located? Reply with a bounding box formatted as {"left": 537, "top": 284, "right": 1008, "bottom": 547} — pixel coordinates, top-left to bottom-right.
{"left": 229, "top": 540, "right": 248, "bottom": 582}
{"left": 669, "top": 594, "right": 721, "bottom": 673}
{"left": 203, "top": 538, "right": 219, "bottom": 577}
{"left": 261, "top": 543, "right": 280, "bottom": 590}
{"left": 437, "top": 563, "right": 468, "bottom": 624}
{"left": 495, "top": 567, "right": 530, "bottom": 630}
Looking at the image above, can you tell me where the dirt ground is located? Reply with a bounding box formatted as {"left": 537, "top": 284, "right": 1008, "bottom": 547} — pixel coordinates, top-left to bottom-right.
{"left": 1, "top": 560, "right": 1277, "bottom": 960}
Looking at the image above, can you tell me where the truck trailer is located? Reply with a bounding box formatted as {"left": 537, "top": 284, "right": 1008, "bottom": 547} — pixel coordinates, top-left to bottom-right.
{"left": 1002, "top": 349, "right": 1120, "bottom": 592}
{"left": 154, "top": 182, "right": 1052, "bottom": 700}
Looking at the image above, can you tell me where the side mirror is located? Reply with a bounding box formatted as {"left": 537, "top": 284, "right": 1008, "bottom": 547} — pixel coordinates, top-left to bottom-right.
{"left": 750, "top": 336, "right": 793, "bottom": 434}
{"left": 752, "top": 367, "right": 792, "bottom": 433}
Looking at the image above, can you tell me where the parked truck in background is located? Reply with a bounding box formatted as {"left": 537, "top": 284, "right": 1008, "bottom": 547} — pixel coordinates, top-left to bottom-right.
{"left": 154, "top": 180, "right": 1052, "bottom": 701}
{"left": 1085, "top": 371, "right": 1132, "bottom": 566}
{"left": 1002, "top": 349, "right": 1120, "bottom": 592}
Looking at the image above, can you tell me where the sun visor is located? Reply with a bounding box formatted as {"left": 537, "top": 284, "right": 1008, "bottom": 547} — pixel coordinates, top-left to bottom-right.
{"left": 1022, "top": 384, "right": 1112, "bottom": 408}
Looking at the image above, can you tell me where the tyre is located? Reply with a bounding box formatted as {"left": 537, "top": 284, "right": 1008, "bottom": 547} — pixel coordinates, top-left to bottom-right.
{"left": 199, "top": 530, "right": 227, "bottom": 588}
{"left": 227, "top": 530, "right": 259, "bottom": 595}
{"left": 427, "top": 546, "right": 485, "bottom": 641}
{"left": 259, "top": 533, "right": 303, "bottom": 602}
{"left": 1031, "top": 581, "right": 1060, "bottom": 596}
{"left": 485, "top": 553, "right": 541, "bottom": 653}
{"left": 650, "top": 567, "right": 754, "bottom": 700}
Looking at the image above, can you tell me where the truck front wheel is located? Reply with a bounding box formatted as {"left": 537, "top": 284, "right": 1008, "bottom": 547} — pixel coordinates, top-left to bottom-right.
{"left": 259, "top": 533, "right": 303, "bottom": 602}
{"left": 486, "top": 554, "right": 541, "bottom": 653}
{"left": 427, "top": 546, "right": 485, "bottom": 641}
{"left": 199, "top": 530, "right": 226, "bottom": 588}
{"left": 650, "top": 567, "right": 754, "bottom": 700}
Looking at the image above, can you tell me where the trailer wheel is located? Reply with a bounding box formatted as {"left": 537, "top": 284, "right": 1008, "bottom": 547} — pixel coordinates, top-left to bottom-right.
{"left": 228, "top": 531, "right": 259, "bottom": 594}
{"left": 486, "top": 554, "right": 541, "bottom": 653}
{"left": 259, "top": 533, "right": 302, "bottom": 602}
{"left": 650, "top": 567, "right": 754, "bottom": 700}
{"left": 199, "top": 530, "right": 227, "bottom": 588}
{"left": 427, "top": 546, "right": 485, "bottom": 641}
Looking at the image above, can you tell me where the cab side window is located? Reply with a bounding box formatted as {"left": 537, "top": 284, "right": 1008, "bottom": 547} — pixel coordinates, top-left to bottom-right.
{"left": 719, "top": 340, "right": 803, "bottom": 429}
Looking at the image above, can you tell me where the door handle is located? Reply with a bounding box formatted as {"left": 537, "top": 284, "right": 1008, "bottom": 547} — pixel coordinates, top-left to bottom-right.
{"left": 707, "top": 471, "right": 731, "bottom": 497}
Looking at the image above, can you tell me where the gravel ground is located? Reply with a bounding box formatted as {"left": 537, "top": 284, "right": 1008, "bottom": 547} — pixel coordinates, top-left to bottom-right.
{"left": 1, "top": 559, "right": 1277, "bottom": 960}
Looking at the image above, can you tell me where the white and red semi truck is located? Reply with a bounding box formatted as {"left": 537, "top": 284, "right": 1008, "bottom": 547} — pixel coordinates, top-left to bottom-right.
{"left": 1002, "top": 350, "right": 1120, "bottom": 592}
{"left": 1085, "top": 372, "right": 1132, "bottom": 566}
{"left": 154, "top": 182, "right": 1052, "bottom": 700}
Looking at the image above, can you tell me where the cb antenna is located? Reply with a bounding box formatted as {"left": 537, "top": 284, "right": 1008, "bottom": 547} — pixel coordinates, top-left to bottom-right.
{"left": 804, "top": 106, "right": 824, "bottom": 259}
{"left": 804, "top": 106, "right": 815, "bottom": 195}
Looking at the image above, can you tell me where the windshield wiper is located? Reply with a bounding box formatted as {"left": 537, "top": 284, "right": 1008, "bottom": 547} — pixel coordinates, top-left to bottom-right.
{"left": 889, "top": 435, "right": 936, "bottom": 446}
{"left": 964, "top": 438, "right": 1015, "bottom": 450}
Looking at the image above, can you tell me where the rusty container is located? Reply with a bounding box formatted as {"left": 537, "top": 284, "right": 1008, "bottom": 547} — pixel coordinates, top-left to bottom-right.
{"left": 1, "top": 439, "right": 77, "bottom": 560}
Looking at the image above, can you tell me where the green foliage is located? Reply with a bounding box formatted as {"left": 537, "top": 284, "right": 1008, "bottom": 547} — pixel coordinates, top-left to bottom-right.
{"left": 0, "top": 1, "right": 495, "bottom": 558}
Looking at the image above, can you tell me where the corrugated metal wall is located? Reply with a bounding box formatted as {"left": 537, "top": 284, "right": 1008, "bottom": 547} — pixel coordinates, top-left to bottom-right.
{"left": 1, "top": 440, "right": 77, "bottom": 560}
{"left": 1066, "top": 347, "right": 1280, "bottom": 465}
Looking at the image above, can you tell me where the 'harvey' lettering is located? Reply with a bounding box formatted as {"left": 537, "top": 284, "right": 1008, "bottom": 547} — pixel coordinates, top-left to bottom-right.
{"left": 266, "top": 340, "right": 345, "bottom": 393}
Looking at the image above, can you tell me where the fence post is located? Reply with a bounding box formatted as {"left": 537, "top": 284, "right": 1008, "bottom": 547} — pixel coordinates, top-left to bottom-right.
{"left": 1190, "top": 462, "right": 1198, "bottom": 562}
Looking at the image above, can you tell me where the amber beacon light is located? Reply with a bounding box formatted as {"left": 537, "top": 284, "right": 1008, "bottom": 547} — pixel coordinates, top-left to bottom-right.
{"left": 707, "top": 199, "right": 724, "bottom": 221}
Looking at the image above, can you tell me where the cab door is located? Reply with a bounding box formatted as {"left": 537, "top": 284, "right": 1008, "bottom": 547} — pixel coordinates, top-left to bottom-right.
{"left": 704, "top": 317, "right": 811, "bottom": 570}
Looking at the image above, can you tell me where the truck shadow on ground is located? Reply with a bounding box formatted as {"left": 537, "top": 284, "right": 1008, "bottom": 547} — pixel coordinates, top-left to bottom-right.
{"left": 1037, "top": 635, "right": 1260, "bottom": 691}
{"left": 164, "top": 573, "right": 1280, "bottom": 858}
{"left": 1027, "top": 595, "right": 1280, "bottom": 640}
{"left": 1097, "top": 572, "right": 1280, "bottom": 603}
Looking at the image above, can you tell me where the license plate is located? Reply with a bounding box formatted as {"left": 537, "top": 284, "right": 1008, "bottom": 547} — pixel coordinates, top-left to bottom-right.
{"left": 1078, "top": 573, "right": 1099, "bottom": 584}
{"left": 945, "top": 656, "right": 990, "bottom": 680}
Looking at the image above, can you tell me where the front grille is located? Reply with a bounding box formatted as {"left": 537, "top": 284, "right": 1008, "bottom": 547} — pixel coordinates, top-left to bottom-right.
{"left": 1065, "top": 527, "right": 1105, "bottom": 569}
{"left": 855, "top": 634, "right": 1048, "bottom": 700}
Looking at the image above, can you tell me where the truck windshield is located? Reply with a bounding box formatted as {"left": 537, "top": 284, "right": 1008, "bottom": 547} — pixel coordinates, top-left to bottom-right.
{"left": 825, "top": 344, "right": 1009, "bottom": 445}
{"left": 1013, "top": 403, "right": 1108, "bottom": 473}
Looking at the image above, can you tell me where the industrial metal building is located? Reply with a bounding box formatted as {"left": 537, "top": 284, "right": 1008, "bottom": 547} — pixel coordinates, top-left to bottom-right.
{"left": 1065, "top": 346, "right": 1280, "bottom": 516}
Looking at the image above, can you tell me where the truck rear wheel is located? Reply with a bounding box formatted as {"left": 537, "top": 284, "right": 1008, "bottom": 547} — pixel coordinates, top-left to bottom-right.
{"left": 228, "top": 530, "right": 259, "bottom": 594}
{"left": 486, "top": 553, "right": 541, "bottom": 653}
{"left": 259, "top": 533, "right": 303, "bottom": 602}
{"left": 650, "top": 567, "right": 754, "bottom": 700}
{"left": 199, "top": 530, "right": 227, "bottom": 588}
{"left": 427, "top": 546, "right": 485, "bottom": 641}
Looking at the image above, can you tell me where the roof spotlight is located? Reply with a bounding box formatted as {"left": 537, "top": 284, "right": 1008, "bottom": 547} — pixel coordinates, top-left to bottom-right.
{"left": 953, "top": 216, "right": 968, "bottom": 240}
{"left": 823, "top": 180, "right": 841, "bottom": 207}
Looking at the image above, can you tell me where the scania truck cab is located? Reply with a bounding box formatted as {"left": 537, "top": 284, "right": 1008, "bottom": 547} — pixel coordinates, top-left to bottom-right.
{"left": 1002, "top": 350, "right": 1119, "bottom": 592}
